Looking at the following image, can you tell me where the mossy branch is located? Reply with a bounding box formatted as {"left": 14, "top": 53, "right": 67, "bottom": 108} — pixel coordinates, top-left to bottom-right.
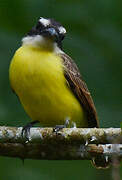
{"left": 0, "top": 126, "right": 121, "bottom": 162}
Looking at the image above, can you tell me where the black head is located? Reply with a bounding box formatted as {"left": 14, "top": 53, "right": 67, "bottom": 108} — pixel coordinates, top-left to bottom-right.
{"left": 27, "top": 17, "right": 66, "bottom": 49}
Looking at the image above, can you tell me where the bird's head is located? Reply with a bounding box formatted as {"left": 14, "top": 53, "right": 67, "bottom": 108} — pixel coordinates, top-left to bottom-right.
{"left": 22, "top": 17, "right": 66, "bottom": 51}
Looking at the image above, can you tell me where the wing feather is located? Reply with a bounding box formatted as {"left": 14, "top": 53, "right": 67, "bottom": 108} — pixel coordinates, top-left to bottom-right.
{"left": 60, "top": 53, "right": 99, "bottom": 128}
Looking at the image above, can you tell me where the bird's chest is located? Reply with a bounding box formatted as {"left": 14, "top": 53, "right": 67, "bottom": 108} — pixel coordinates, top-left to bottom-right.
{"left": 10, "top": 46, "right": 65, "bottom": 100}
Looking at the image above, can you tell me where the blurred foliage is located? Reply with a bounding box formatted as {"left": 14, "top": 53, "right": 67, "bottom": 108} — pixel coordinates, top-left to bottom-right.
{"left": 0, "top": 0, "right": 121, "bottom": 180}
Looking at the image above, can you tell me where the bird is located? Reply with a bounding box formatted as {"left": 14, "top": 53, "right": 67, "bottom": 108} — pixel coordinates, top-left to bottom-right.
{"left": 9, "top": 17, "right": 99, "bottom": 134}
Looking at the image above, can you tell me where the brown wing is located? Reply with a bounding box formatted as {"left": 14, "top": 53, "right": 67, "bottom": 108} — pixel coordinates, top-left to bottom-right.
{"left": 60, "top": 53, "right": 99, "bottom": 128}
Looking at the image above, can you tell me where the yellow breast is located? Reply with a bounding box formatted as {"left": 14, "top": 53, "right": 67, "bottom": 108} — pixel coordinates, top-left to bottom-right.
{"left": 9, "top": 45, "right": 87, "bottom": 127}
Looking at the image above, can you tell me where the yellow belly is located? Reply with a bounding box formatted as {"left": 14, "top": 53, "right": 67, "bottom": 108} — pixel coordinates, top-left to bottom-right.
{"left": 9, "top": 45, "right": 87, "bottom": 127}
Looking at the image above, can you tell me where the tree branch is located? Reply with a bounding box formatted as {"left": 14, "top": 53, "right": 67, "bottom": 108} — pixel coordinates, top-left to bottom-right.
{"left": 0, "top": 126, "right": 121, "bottom": 161}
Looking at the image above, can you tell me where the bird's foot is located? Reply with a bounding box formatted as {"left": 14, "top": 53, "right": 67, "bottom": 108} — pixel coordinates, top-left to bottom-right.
{"left": 22, "top": 120, "right": 39, "bottom": 141}
{"left": 53, "top": 118, "right": 70, "bottom": 133}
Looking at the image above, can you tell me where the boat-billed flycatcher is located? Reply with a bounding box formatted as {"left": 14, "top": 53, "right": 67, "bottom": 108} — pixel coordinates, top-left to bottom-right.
{"left": 9, "top": 17, "right": 99, "bottom": 132}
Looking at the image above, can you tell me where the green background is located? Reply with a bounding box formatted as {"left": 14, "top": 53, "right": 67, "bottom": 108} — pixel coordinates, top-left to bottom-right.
{"left": 0, "top": 0, "right": 121, "bottom": 179}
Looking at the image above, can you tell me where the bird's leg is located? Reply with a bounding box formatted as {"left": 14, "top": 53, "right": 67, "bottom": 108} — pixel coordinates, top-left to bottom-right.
{"left": 22, "top": 120, "right": 39, "bottom": 140}
{"left": 53, "top": 118, "right": 70, "bottom": 133}
{"left": 71, "top": 121, "right": 77, "bottom": 128}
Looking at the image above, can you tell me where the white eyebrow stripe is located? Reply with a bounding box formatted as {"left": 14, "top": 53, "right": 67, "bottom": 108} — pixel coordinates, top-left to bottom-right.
{"left": 39, "top": 17, "right": 50, "bottom": 27}
{"left": 58, "top": 26, "right": 66, "bottom": 34}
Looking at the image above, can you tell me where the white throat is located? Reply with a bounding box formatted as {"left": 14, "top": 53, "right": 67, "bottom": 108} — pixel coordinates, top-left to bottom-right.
{"left": 22, "top": 35, "right": 64, "bottom": 54}
{"left": 22, "top": 35, "right": 53, "bottom": 49}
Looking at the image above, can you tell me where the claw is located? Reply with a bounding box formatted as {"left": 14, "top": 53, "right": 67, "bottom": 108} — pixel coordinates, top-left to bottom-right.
{"left": 22, "top": 124, "right": 31, "bottom": 139}
{"left": 53, "top": 125, "right": 65, "bottom": 133}
{"left": 21, "top": 120, "right": 39, "bottom": 141}
{"left": 53, "top": 117, "right": 70, "bottom": 133}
